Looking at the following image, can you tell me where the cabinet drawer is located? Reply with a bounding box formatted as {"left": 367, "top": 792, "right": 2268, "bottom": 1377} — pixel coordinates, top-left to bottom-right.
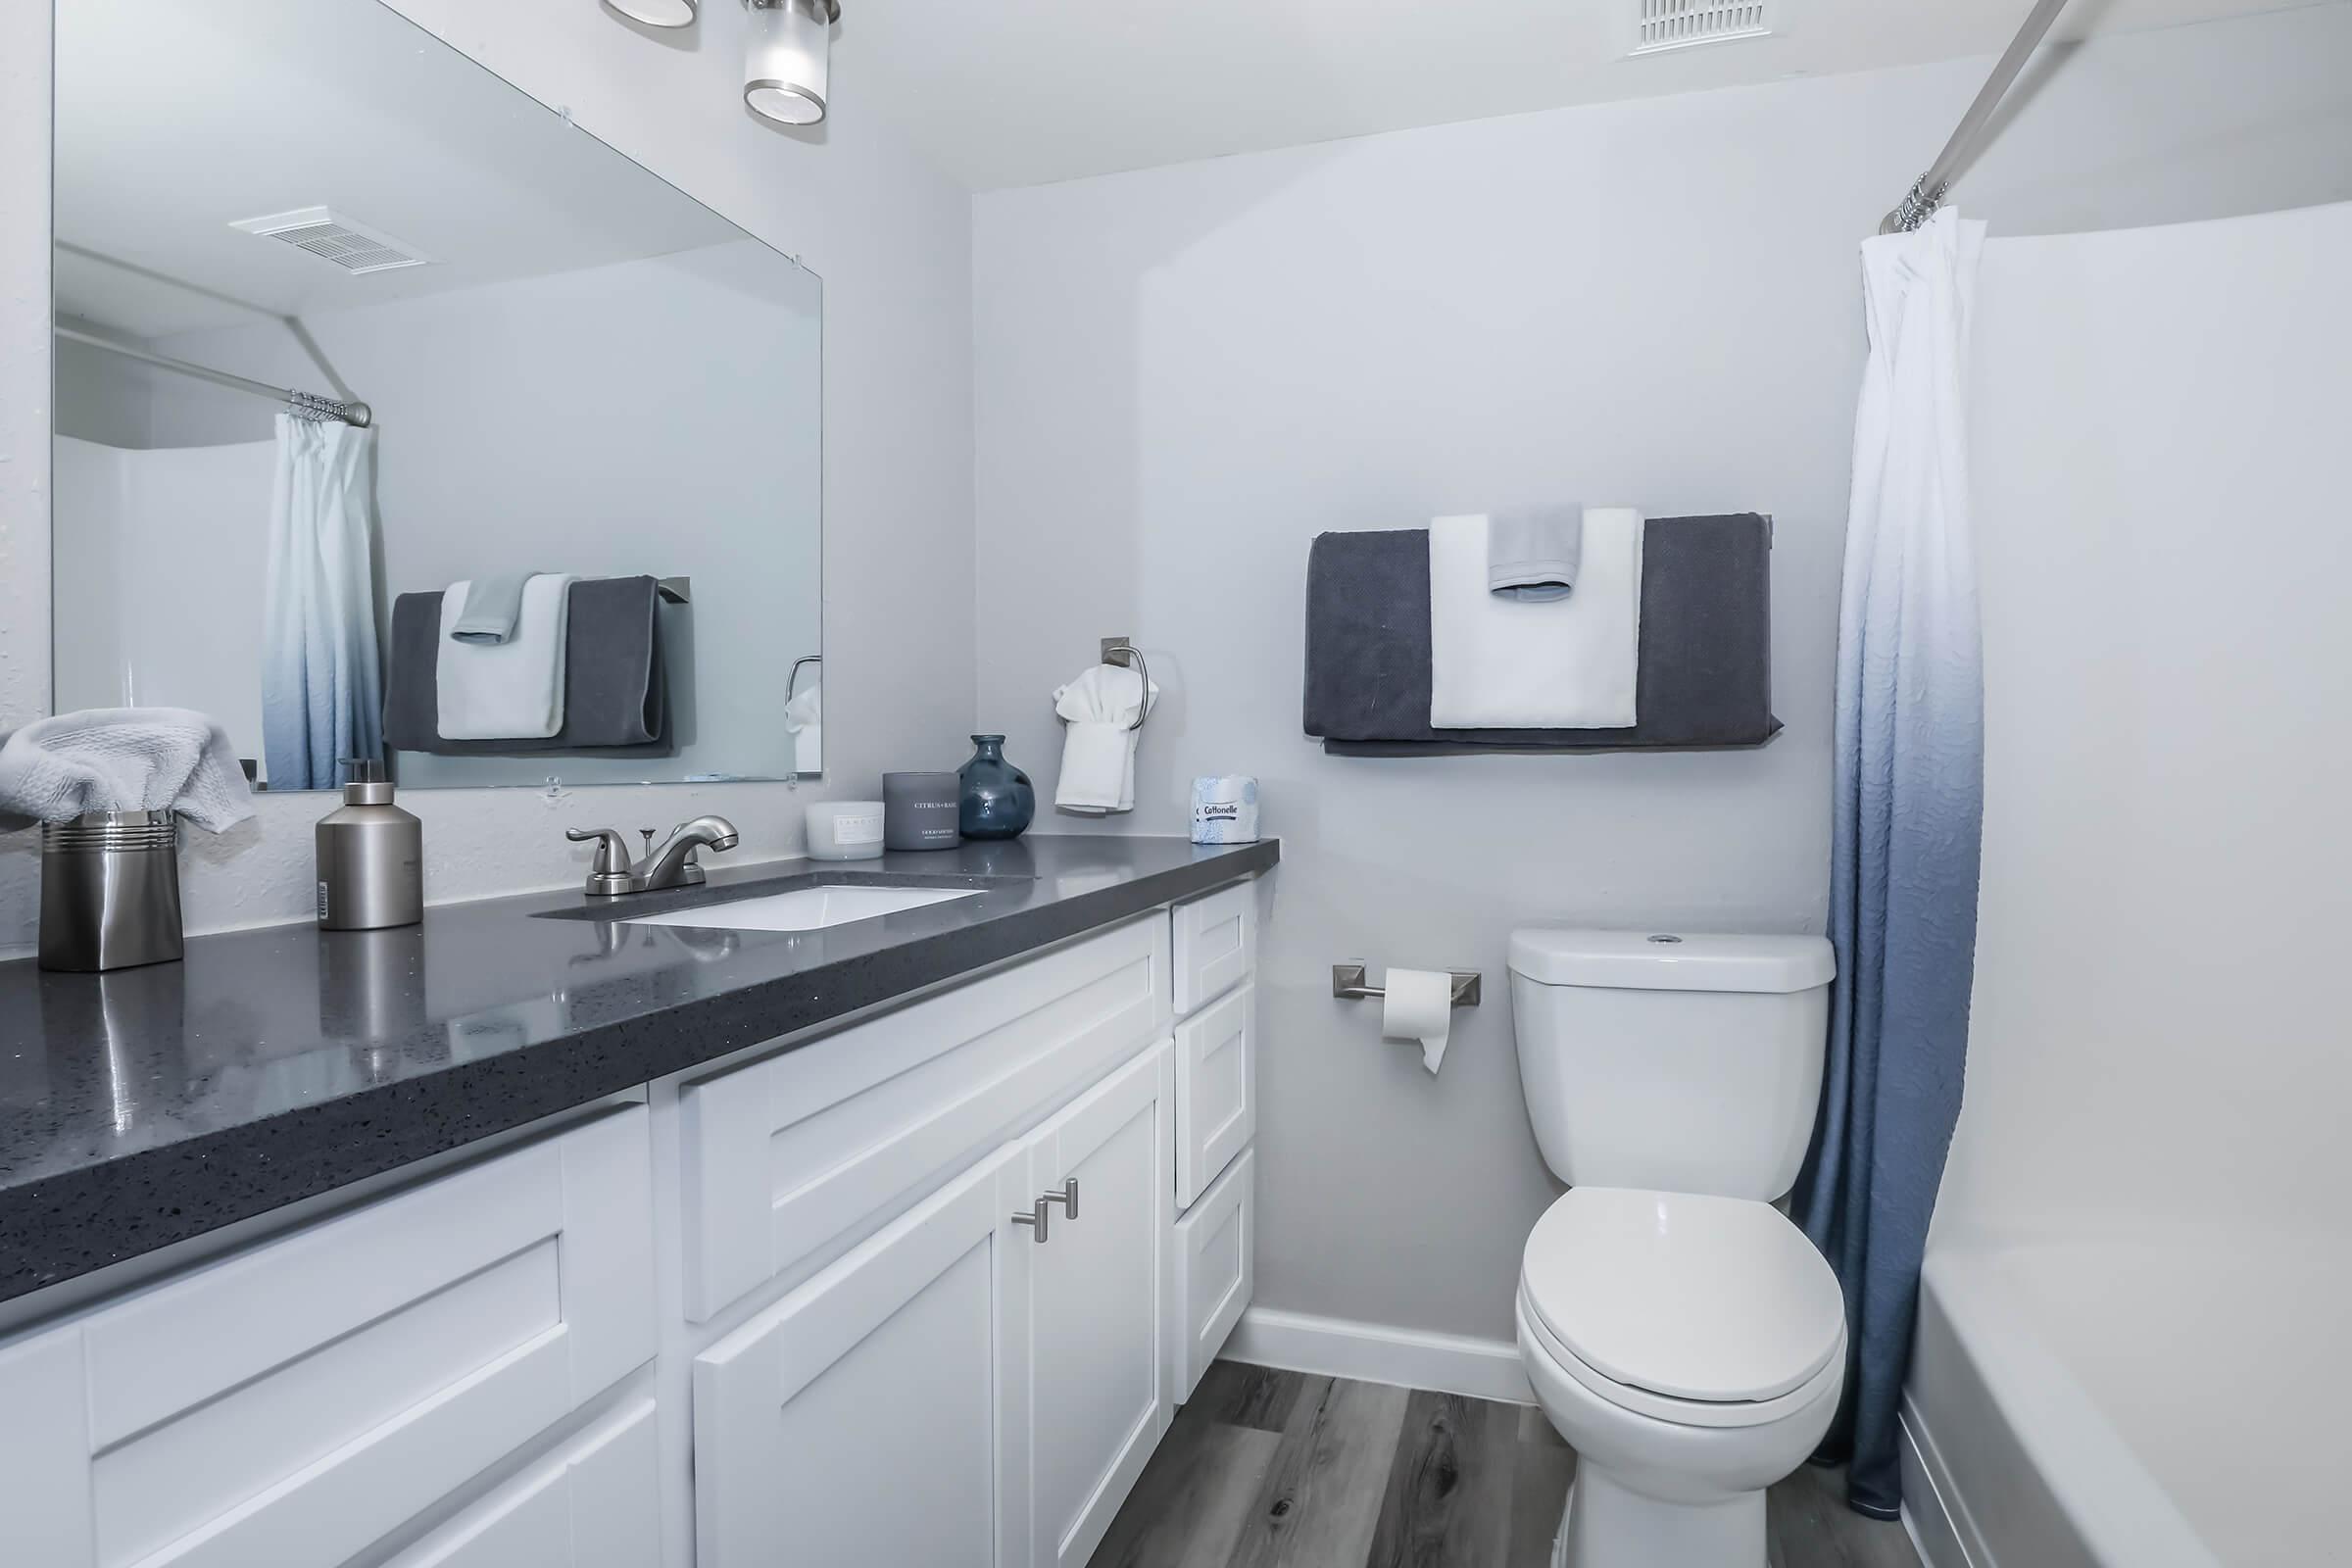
{"left": 383, "top": 1396, "right": 660, "bottom": 1568}
{"left": 0, "top": 1107, "right": 656, "bottom": 1568}
{"left": 680, "top": 914, "right": 1172, "bottom": 1321}
{"left": 1171, "top": 1147, "right": 1255, "bottom": 1402}
{"left": 1172, "top": 881, "right": 1254, "bottom": 1015}
{"left": 1174, "top": 982, "right": 1255, "bottom": 1210}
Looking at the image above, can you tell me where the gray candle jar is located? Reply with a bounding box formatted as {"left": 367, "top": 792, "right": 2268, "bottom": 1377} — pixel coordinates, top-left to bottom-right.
{"left": 882, "top": 771, "right": 961, "bottom": 851}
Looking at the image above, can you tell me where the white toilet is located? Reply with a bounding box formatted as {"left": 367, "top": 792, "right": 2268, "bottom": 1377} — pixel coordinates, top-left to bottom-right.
{"left": 1508, "top": 928, "right": 1843, "bottom": 1568}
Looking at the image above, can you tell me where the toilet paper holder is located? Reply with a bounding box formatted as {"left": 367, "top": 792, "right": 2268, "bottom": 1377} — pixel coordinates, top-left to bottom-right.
{"left": 1331, "top": 963, "right": 1482, "bottom": 1006}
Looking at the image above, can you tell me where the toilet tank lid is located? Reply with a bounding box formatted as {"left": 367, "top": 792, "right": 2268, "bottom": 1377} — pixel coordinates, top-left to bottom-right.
{"left": 1507, "top": 929, "right": 1835, "bottom": 993}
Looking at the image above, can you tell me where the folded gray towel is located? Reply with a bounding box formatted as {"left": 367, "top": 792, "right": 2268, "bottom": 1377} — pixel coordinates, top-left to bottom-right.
{"left": 1303, "top": 514, "right": 1777, "bottom": 752}
{"left": 1488, "top": 504, "right": 1584, "bottom": 601}
{"left": 386, "top": 576, "right": 668, "bottom": 755}
{"left": 448, "top": 572, "right": 539, "bottom": 645}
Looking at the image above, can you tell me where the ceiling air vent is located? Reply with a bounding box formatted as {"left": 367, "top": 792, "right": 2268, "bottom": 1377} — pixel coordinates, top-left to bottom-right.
{"left": 1631, "top": 0, "right": 1775, "bottom": 55}
{"left": 228, "top": 207, "right": 433, "bottom": 275}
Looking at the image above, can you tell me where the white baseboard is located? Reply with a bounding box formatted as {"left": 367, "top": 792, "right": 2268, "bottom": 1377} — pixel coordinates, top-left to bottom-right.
{"left": 1222, "top": 1306, "right": 1535, "bottom": 1405}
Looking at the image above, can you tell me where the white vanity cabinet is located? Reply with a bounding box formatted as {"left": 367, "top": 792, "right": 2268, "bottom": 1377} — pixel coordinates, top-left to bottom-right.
{"left": 0, "top": 874, "right": 1264, "bottom": 1568}
{"left": 0, "top": 1106, "right": 657, "bottom": 1568}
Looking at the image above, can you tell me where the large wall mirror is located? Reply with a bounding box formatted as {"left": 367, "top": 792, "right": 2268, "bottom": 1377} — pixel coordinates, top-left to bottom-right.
{"left": 50, "top": 0, "right": 823, "bottom": 791}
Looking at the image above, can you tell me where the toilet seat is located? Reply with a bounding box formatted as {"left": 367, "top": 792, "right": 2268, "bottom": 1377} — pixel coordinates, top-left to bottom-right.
{"left": 1519, "top": 1187, "right": 1845, "bottom": 1428}
{"left": 1519, "top": 1284, "right": 1844, "bottom": 1430}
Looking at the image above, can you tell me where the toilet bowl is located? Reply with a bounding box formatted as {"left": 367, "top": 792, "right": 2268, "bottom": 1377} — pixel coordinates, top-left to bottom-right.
{"left": 1514, "top": 1186, "right": 1846, "bottom": 1567}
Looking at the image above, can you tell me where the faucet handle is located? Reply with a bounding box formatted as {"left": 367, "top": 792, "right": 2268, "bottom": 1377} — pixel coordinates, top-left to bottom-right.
{"left": 565, "top": 826, "right": 633, "bottom": 878}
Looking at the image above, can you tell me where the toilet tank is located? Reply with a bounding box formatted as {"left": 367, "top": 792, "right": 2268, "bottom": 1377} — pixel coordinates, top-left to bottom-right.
{"left": 1507, "top": 928, "right": 1836, "bottom": 1200}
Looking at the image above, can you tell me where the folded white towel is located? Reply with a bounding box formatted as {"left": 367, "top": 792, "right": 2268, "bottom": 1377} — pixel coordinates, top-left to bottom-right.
{"left": 784, "top": 679, "right": 823, "bottom": 774}
{"left": 1429, "top": 508, "right": 1642, "bottom": 729}
{"left": 1054, "top": 662, "right": 1158, "bottom": 813}
{"left": 0, "top": 707, "right": 256, "bottom": 832}
{"left": 435, "top": 574, "right": 576, "bottom": 740}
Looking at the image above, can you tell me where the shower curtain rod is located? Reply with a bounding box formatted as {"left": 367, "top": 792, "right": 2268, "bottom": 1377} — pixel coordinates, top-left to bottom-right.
{"left": 1882, "top": 0, "right": 2070, "bottom": 234}
{"left": 55, "top": 324, "right": 372, "bottom": 428}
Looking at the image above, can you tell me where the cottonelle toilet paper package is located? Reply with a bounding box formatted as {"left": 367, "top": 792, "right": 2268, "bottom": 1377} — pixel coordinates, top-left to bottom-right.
{"left": 1189, "top": 776, "right": 1259, "bottom": 844}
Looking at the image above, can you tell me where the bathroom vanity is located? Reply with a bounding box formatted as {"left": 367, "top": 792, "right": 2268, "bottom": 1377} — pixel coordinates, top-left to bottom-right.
{"left": 0, "top": 835, "right": 1274, "bottom": 1568}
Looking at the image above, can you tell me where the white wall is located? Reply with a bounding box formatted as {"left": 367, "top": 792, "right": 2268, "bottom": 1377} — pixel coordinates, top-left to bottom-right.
{"left": 1937, "top": 199, "right": 2352, "bottom": 1249}
{"left": 970, "top": 6, "right": 2352, "bottom": 1344}
{"left": 0, "top": 0, "right": 975, "bottom": 948}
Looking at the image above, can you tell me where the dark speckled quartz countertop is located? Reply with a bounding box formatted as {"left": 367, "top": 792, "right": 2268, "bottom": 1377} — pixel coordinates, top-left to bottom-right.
{"left": 0, "top": 834, "right": 1276, "bottom": 1305}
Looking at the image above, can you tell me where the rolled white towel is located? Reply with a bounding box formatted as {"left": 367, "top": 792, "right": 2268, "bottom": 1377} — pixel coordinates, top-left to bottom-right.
{"left": 0, "top": 707, "right": 255, "bottom": 832}
{"left": 1053, "top": 662, "right": 1157, "bottom": 813}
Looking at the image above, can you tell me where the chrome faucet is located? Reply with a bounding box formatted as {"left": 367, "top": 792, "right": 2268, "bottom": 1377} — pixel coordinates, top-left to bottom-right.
{"left": 567, "top": 815, "right": 741, "bottom": 897}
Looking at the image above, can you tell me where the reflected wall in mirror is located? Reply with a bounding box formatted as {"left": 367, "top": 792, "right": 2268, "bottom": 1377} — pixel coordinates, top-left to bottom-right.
{"left": 50, "top": 0, "right": 823, "bottom": 790}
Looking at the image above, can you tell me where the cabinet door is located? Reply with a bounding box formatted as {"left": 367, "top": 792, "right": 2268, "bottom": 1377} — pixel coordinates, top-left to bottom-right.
{"left": 1171, "top": 1147, "right": 1255, "bottom": 1403}
{"left": 1173, "top": 982, "right": 1255, "bottom": 1209}
{"left": 0, "top": 1107, "right": 655, "bottom": 1568}
{"left": 1021, "top": 1041, "right": 1174, "bottom": 1568}
{"left": 693, "top": 1141, "right": 1037, "bottom": 1568}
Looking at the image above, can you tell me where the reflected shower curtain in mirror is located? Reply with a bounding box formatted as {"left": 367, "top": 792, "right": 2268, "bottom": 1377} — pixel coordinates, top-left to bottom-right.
{"left": 262, "top": 413, "right": 383, "bottom": 791}
{"left": 1792, "top": 207, "right": 1985, "bottom": 1518}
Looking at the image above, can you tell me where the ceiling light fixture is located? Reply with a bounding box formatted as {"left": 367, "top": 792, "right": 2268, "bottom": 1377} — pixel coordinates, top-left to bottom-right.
{"left": 743, "top": 0, "right": 840, "bottom": 127}
{"left": 606, "top": 0, "right": 698, "bottom": 27}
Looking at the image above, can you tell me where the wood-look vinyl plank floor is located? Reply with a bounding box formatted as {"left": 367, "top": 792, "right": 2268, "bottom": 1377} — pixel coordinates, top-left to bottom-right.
{"left": 1092, "top": 1363, "right": 1921, "bottom": 1568}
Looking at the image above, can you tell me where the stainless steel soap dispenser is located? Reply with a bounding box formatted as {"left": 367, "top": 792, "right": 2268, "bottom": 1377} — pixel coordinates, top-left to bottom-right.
{"left": 317, "top": 760, "right": 422, "bottom": 930}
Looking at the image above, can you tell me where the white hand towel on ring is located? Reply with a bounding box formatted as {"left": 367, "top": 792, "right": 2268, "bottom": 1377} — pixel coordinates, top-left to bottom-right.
{"left": 1053, "top": 662, "right": 1157, "bottom": 813}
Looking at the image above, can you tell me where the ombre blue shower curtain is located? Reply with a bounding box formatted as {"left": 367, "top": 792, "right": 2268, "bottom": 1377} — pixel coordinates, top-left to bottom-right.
{"left": 1793, "top": 207, "right": 1986, "bottom": 1519}
{"left": 262, "top": 413, "right": 382, "bottom": 791}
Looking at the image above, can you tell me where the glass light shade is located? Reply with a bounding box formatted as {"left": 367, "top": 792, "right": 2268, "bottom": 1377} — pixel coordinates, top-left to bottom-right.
{"left": 607, "top": 0, "right": 698, "bottom": 26}
{"left": 743, "top": 0, "right": 829, "bottom": 125}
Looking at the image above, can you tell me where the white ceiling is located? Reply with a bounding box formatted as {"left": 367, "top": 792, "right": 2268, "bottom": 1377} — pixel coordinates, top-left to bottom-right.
{"left": 55, "top": 0, "right": 741, "bottom": 339}
{"left": 841, "top": 0, "right": 2328, "bottom": 189}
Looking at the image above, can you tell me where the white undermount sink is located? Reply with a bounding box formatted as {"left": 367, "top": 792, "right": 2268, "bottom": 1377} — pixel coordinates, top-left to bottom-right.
{"left": 620, "top": 884, "right": 982, "bottom": 933}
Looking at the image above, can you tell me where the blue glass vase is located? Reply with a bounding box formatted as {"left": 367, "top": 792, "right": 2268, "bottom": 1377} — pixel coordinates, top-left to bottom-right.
{"left": 957, "top": 734, "right": 1035, "bottom": 840}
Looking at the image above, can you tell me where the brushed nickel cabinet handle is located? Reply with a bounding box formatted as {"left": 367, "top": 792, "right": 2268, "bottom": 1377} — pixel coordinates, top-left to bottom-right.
{"left": 1010, "top": 1199, "right": 1050, "bottom": 1243}
{"left": 1040, "top": 1178, "right": 1079, "bottom": 1221}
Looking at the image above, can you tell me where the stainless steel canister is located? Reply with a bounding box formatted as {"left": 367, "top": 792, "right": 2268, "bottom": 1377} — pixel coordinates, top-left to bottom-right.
{"left": 39, "top": 809, "right": 185, "bottom": 972}
{"left": 315, "top": 761, "right": 423, "bottom": 930}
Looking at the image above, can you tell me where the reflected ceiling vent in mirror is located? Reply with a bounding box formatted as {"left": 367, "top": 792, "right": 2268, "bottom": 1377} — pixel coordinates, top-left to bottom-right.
{"left": 607, "top": 0, "right": 697, "bottom": 25}
{"left": 228, "top": 207, "right": 434, "bottom": 275}
{"left": 1630, "top": 0, "right": 1775, "bottom": 55}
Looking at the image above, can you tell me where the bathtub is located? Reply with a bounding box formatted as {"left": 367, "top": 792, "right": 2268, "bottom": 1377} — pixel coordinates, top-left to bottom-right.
{"left": 1901, "top": 1232, "right": 2343, "bottom": 1568}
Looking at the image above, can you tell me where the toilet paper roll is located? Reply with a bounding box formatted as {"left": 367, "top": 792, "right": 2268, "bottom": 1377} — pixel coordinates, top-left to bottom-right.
{"left": 1380, "top": 967, "right": 1454, "bottom": 1075}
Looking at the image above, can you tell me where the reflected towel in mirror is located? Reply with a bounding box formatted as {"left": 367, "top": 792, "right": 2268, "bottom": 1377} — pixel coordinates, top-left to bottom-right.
{"left": 434, "top": 574, "right": 576, "bottom": 739}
